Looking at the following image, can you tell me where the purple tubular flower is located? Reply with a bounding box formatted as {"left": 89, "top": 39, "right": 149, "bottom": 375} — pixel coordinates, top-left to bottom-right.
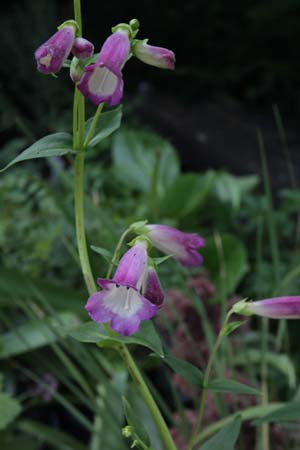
{"left": 143, "top": 267, "right": 164, "bottom": 306}
{"left": 77, "top": 29, "right": 130, "bottom": 106}
{"left": 133, "top": 40, "right": 175, "bottom": 70}
{"left": 145, "top": 224, "right": 205, "bottom": 267}
{"left": 85, "top": 241, "right": 157, "bottom": 336}
{"left": 35, "top": 25, "right": 76, "bottom": 74}
{"left": 72, "top": 37, "right": 94, "bottom": 59}
{"left": 245, "top": 297, "right": 300, "bottom": 319}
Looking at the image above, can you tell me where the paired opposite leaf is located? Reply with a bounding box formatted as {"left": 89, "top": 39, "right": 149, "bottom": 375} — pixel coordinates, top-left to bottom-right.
{"left": 85, "top": 106, "right": 122, "bottom": 147}
{"left": 0, "top": 133, "right": 74, "bottom": 172}
{"left": 70, "top": 320, "right": 164, "bottom": 357}
{"left": 199, "top": 415, "right": 242, "bottom": 450}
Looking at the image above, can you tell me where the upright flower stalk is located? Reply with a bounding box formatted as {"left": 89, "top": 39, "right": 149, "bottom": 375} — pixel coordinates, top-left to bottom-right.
{"left": 71, "top": 1, "right": 177, "bottom": 448}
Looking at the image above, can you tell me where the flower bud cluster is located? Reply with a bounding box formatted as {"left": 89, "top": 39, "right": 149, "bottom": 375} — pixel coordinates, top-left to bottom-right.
{"left": 35, "top": 18, "right": 175, "bottom": 106}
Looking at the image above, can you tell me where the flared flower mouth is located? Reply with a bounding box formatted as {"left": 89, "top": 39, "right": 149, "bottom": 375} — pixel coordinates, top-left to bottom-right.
{"left": 85, "top": 280, "right": 157, "bottom": 336}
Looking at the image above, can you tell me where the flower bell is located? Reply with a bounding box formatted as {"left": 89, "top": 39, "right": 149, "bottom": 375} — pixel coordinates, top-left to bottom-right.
{"left": 133, "top": 40, "right": 175, "bottom": 70}
{"left": 143, "top": 224, "right": 205, "bottom": 267}
{"left": 78, "top": 29, "right": 130, "bottom": 106}
{"left": 35, "top": 22, "right": 76, "bottom": 74}
{"left": 233, "top": 297, "right": 300, "bottom": 319}
{"left": 72, "top": 37, "right": 94, "bottom": 59}
{"left": 85, "top": 240, "right": 157, "bottom": 336}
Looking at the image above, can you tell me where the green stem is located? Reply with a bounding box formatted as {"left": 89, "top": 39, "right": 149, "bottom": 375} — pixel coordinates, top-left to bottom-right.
{"left": 84, "top": 103, "right": 104, "bottom": 147}
{"left": 74, "top": 152, "right": 97, "bottom": 294}
{"left": 188, "top": 313, "right": 231, "bottom": 450}
{"left": 119, "top": 345, "right": 177, "bottom": 450}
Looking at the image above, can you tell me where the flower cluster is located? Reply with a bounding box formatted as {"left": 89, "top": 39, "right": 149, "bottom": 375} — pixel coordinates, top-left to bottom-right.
{"left": 35, "top": 19, "right": 175, "bottom": 106}
{"left": 85, "top": 224, "right": 204, "bottom": 335}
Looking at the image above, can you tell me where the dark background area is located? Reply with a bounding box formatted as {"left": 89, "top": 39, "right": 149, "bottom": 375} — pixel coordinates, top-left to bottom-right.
{"left": 1, "top": 0, "right": 300, "bottom": 184}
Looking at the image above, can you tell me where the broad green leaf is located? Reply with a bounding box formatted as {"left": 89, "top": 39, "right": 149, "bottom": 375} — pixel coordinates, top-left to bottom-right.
{"left": 123, "top": 397, "right": 151, "bottom": 447}
{"left": 207, "top": 379, "right": 261, "bottom": 396}
{"left": 17, "top": 420, "right": 87, "bottom": 450}
{"left": 199, "top": 415, "right": 241, "bottom": 450}
{"left": 214, "top": 173, "right": 258, "bottom": 209}
{"left": 0, "top": 393, "right": 22, "bottom": 429}
{"left": 201, "top": 234, "right": 248, "bottom": 296}
{"left": 0, "top": 133, "right": 74, "bottom": 172}
{"left": 160, "top": 171, "right": 215, "bottom": 217}
{"left": 85, "top": 106, "right": 122, "bottom": 147}
{"left": 253, "top": 402, "right": 300, "bottom": 424}
{"left": 0, "top": 312, "right": 79, "bottom": 359}
{"left": 234, "top": 349, "right": 296, "bottom": 389}
{"left": 164, "top": 354, "right": 203, "bottom": 385}
{"left": 112, "top": 129, "right": 179, "bottom": 194}
{"left": 70, "top": 320, "right": 164, "bottom": 357}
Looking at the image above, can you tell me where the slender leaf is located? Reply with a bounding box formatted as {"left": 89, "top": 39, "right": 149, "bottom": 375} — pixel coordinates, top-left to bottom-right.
{"left": 164, "top": 354, "right": 203, "bottom": 385}
{"left": 199, "top": 415, "right": 241, "bottom": 450}
{"left": 85, "top": 106, "right": 123, "bottom": 147}
{"left": 17, "top": 420, "right": 86, "bottom": 450}
{"left": 253, "top": 402, "right": 300, "bottom": 424}
{"left": 207, "top": 379, "right": 261, "bottom": 396}
{"left": 0, "top": 133, "right": 74, "bottom": 172}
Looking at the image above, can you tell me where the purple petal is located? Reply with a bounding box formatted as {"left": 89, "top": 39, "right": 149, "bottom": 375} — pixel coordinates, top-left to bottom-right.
{"left": 143, "top": 268, "right": 164, "bottom": 305}
{"left": 137, "top": 296, "right": 158, "bottom": 320}
{"left": 110, "top": 314, "right": 141, "bottom": 336}
{"left": 248, "top": 296, "right": 300, "bottom": 319}
{"left": 98, "top": 30, "right": 130, "bottom": 73}
{"left": 133, "top": 41, "right": 175, "bottom": 70}
{"left": 85, "top": 291, "right": 113, "bottom": 323}
{"left": 35, "top": 26, "right": 75, "bottom": 74}
{"left": 146, "top": 224, "right": 205, "bottom": 267}
{"left": 113, "top": 242, "right": 148, "bottom": 288}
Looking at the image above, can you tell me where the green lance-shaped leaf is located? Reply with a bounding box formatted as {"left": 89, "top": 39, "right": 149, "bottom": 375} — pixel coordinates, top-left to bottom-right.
{"left": 253, "top": 402, "right": 300, "bottom": 424}
{"left": 70, "top": 320, "right": 164, "bottom": 357}
{"left": 199, "top": 415, "right": 242, "bottom": 450}
{"left": 85, "top": 106, "right": 123, "bottom": 147}
{"left": 0, "top": 133, "right": 74, "bottom": 172}
{"left": 207, "top": 378, "right": 261, "bottom": 396}
{"left": 164, "top": 354, "right": 204, "bottom": 385}
{"left": 0, "top": 393, "right": 22, "bottom": 430}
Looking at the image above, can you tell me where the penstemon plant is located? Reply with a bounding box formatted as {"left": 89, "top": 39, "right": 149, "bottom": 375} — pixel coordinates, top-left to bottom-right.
{"left": 2, "top": 1, "right": 300, "bottom": 449}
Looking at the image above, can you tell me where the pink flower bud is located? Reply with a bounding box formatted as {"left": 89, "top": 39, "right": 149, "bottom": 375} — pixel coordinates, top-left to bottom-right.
{"left": 72, "top": 37, "right": 94, "bottom": 59}
{"left": 35, "top": 25, "right": 76, "bottom": 74}
{"left": 239, "top": 296, "right": 300, "bottom": 319}
{"left": 133, "top": 40, "right": 175, "bottom": 70}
